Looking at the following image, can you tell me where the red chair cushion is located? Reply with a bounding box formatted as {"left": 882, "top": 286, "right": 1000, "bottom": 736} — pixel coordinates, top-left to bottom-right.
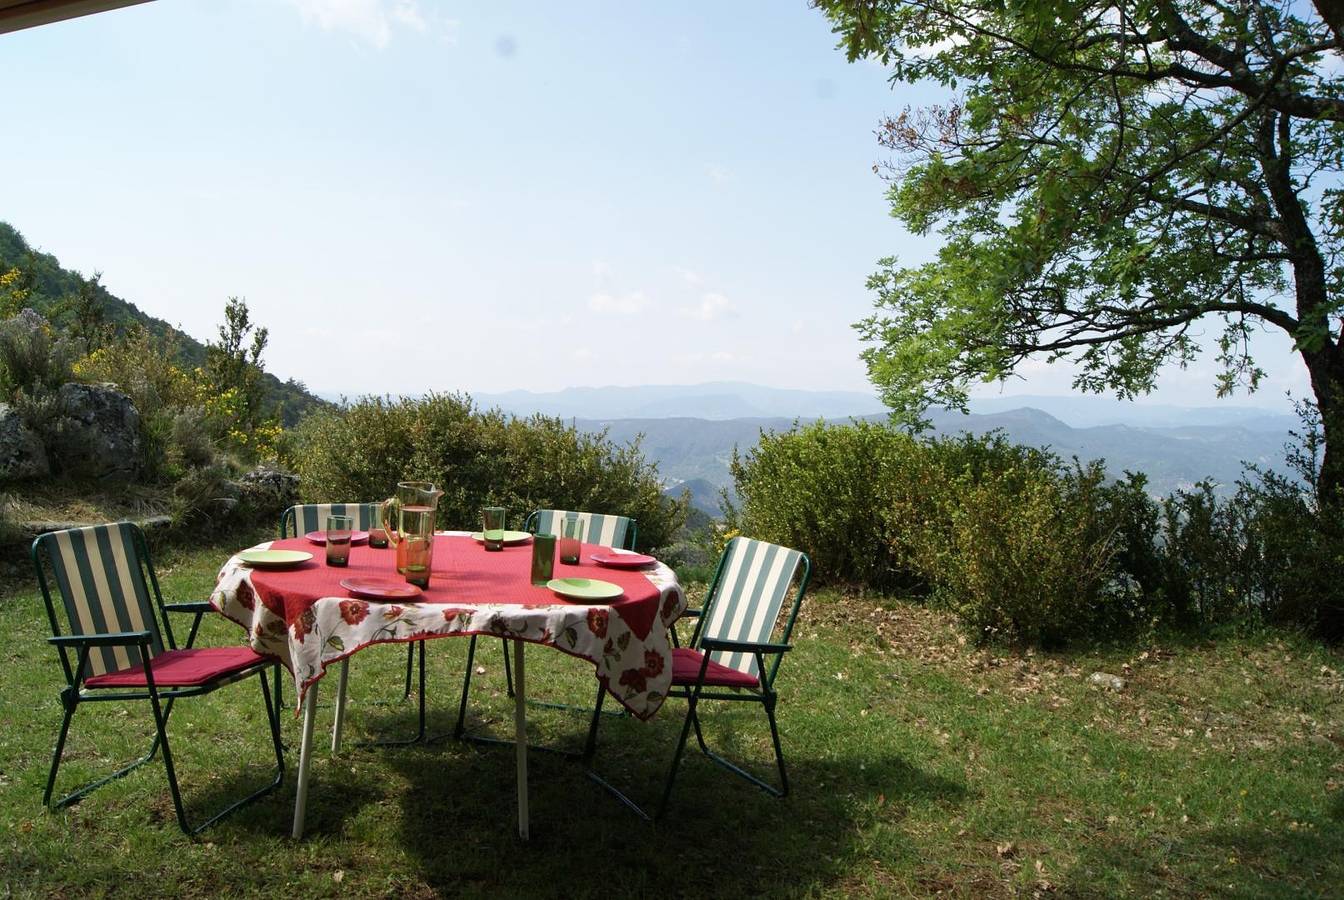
{"left": 671, "top": 648, "right": 760, "bottom": 689}
{"left": 85, "top": 647, "right": 269, "bottom": 688}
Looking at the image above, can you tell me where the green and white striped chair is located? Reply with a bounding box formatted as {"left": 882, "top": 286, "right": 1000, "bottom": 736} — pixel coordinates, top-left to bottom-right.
{"left": 524, "top": 509, "right": 637, "bottom": 552}
{"left": 279, "top": 502, "right": 383, "bottom": 539}
{"left": 586, "top": 536, "right": 811, "bottom": 819}
{"left": 33, "top": 522, "right": 284, "bottom": 835}
{"left": 281, "top": 502, "right": 430, "bottom": 744}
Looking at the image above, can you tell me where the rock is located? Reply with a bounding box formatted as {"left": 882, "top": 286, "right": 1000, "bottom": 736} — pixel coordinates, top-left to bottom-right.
{"left": 235, "top": 466, "right": 299, "bottom": 521}
{"left": 46, "top": 382, "right": 142, "bottom": 481}
{"left": 1088, "top": 672, "right": 1126, "bottom": 691}
{"left": 0, "top": 402, "right": 50, "bottom": 480}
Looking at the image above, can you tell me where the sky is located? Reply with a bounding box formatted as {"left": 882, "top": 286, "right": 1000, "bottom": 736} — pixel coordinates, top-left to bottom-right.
{"left": 0, "top": 0, "right": 1308, "bottom": 409}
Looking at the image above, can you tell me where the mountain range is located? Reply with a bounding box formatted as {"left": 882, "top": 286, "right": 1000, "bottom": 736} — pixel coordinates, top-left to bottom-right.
{"left": 475, "top": 385, "right": 1300, "bottom": 516}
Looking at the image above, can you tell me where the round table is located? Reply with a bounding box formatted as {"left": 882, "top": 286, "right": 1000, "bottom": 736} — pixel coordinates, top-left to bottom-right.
{"left": 210, "top": 532, "right": 686, "bottom": 839}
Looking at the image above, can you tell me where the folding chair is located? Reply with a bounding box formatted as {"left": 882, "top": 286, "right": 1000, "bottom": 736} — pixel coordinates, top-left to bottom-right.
{"left": 457, "top": 510, "right": 638, "bottom": 726}
{"left": 34, "top": 522, "right": 284, "bottom": 835}
{"left": 281, "top": 502, "right": 430, "bottom": 745}
{"left": 586, "top": 536, "right": 810, "bottom": 819}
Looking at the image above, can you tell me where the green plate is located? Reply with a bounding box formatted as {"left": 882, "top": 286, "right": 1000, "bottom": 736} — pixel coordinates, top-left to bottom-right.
{"left": 237, "top": 549, "right": 313, "bottom": 568}
{"left": 470, "top": 530, "right": 533, "bottom": 546}
{"left": 547, "top": 577, "right": 624, "bottom": 601}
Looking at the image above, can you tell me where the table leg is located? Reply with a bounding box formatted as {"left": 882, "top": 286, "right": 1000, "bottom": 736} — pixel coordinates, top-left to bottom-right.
{"left": 331, "top": 658, "right": 349, "bottom": 753}
{"left": 292, "top": 680, "right": 319, "bottom": 839}
{"left": 513, "top": 639, "right": 529, "bottom": 840}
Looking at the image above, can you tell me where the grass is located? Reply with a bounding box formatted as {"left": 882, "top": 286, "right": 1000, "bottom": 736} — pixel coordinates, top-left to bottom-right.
{"left": 1, "top": 533, "right": 1342, "bottom": 897}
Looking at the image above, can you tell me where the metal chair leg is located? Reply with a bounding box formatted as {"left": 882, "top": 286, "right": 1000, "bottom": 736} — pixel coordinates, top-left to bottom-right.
{"left": 359, "top": 642, "right": 427, "bottom": 747}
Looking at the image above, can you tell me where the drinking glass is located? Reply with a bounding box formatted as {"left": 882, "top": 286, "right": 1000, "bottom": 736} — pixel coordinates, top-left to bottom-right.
{"left": 558, "top": 515, "right": 584, "bottom": 565}
{"left": 326, "top": 515, "right": 354, "bottom": 567}
{"left": 482, "top": 506, "right": 506, "bottom": 551}
{"left": 401, "top": 535, "right": 433, "bottom": 588}
{"left": 367, "top": 526, "right": 389, "bottom": 548}
{"left": 530, "top": 533, "right": 556, "bottom": 586}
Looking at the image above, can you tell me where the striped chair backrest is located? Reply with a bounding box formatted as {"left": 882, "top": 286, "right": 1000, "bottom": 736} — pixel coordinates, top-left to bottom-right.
{"left": 283, "top": 503, "right": 383, "bottom": 538}
{"left": 530, "top": 510, "right": 634, "bottom": 550}
{"left": 35, "top": 523, "right": 164, "bottom": 678}
{"left": 698, "top": 537, "right": 807, "bottom": 678}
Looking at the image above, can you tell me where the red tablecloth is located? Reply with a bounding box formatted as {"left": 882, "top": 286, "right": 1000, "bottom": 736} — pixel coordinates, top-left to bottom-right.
{"left": 211, "top": 534, "right": 686, "bottom": 720}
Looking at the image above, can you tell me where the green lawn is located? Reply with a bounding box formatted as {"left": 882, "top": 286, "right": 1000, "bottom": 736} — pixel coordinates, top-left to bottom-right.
{"left": 1, "top": 534, "right": 1342, "bottom": 898}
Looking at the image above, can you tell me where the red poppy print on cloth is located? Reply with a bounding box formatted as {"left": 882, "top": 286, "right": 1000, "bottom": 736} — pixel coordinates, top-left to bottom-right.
{"left": 619, "top": 667, "right": 648, "bottom": 695}
{"left": 642, "top": 649, "right": 664, "bottom": 677}
{"left": 339, "top": 600, "right": 370, "bottom": 626}
{"left": 236, "top": 578, "right": 256, "bottom": 612}
{"left": 587, "top": 607, "right": 609, "bottom": 638}
{"left": 294, "top": 606, "right": 316, "bottom": 643}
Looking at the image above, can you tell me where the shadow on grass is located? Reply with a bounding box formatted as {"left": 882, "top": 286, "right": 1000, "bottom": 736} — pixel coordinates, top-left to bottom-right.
{"left": 361, "top": 700, "right": 967, "bottom": 898}
{"left": 1061, "top": 818, "right": 1344, "bottom": 898}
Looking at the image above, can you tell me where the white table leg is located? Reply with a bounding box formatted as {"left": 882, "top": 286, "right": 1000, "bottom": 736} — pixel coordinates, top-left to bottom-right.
{"left": 331, "top": 658, "right": 349, "bottom": 753}
{"left": 513, "top": 639, "right": 529, "bottom": 840}
{"left": 292, "top": 680, "right": 319, "bottom": 839}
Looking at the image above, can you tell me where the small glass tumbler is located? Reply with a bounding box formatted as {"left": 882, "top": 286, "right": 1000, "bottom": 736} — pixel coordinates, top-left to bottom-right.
{"left": 401, "top": 536, "right": 433, "bottom": 588}
{"left": 530, "top": 533, "right": 556, "bottom": 586}
{"left": 482, "top": 506, "right": 506, "bottom": 552}
{"left": 326, "top": 515, "right": 354, "bottom": 567}
{"left": 367, "top": 526, "right": 389, "bottom": 549}
{"left": 558, "top": 515, "right": 584, "bottom": 565}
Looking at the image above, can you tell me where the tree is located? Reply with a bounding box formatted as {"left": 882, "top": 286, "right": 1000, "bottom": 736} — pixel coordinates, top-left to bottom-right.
{"left": 204, "top": 296, "right": 272, "bottom": 438}
{"left": 60, "top": 271, "right": 110, "bottom": 354}
{"left": 817, "top": 0, "right": 1344, "bottom": 501}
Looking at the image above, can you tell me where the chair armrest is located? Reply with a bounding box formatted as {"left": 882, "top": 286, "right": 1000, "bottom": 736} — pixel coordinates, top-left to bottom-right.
{"left": 49, "top": 630, "right": 152, "bottom": 648}
{"left": 698, "top": 637, "right": 792, "bottom": 655}
{"left": 164, "top": 601, "right": 215, "bottom": 614}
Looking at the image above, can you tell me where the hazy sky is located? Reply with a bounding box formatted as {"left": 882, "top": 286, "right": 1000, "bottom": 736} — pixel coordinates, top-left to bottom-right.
{"left": 0, "top": 0, "right": 1307, "bottom": 408}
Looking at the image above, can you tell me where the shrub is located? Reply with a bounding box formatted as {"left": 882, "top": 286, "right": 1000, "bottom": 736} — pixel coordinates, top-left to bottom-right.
{"left": 0, "top": 309, "right": 74, "bottom": 399}
{"left": 285, "top": 394, "right": 687, "bottom": 553}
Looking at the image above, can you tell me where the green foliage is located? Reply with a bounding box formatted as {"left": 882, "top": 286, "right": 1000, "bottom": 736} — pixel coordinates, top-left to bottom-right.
{"left": 286, "top": 394, "right": 687, "bottom": 553}
{"left": 202, "top": 297, "right": 279, "bottom": 459}
{"left": 727, "top": 420, "right": 926, "bottom": 591}
{"left": 0, "top": 222, "right": 327, "bottom": 427}
{"left": 55, "top": 272, "right": 111, "bottom": 355}
{"left": 818, "top": 0, "right": 1344, "bottom": 498}
{"left": 731, "top": 422, "right": 1144, "bottom": 644}
{"left": 730, "top": 417, "right": 1344, "bottom": 644}
{"left": 0, "top": 311, "right": 74, "bottom": 401}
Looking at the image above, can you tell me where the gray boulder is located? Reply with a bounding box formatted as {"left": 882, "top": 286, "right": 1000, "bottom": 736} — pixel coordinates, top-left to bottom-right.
{"left": 236, "top": 466, "right": 300, "bottom": 520}
{"left": 47, "top": 382, "right": 142, "bottom": 481}
{"left": 0, "top": 402, "right": 50, "bottom": 480}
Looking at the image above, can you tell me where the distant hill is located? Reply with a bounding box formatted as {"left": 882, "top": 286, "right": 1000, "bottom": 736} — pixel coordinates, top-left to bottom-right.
{"left": 585, "top": 407, "right": 1295, "bottom": 516}
{"left": 0, "top": 222, "right": 326, "bottom": 427}
{"left": 480, "top": 380, "right": 1295, "bottom": 430}
{"left": 476, "top": 381, "right": 890, "bottom": 420}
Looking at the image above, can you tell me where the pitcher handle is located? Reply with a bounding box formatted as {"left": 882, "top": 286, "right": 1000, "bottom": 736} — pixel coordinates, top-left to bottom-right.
{"left": 380, "top": 496, "right": 400, "bottom": 547}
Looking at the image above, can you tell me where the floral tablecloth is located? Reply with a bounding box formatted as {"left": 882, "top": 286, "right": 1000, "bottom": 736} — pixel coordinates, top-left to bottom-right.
{"left": 210, "top": 533, "right": 685, "bottom": 720}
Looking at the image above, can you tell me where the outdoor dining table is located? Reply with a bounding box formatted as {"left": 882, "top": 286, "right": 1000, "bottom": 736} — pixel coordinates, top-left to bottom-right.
{"left": 209, "top": 531, "right": 686, "bottom": 839}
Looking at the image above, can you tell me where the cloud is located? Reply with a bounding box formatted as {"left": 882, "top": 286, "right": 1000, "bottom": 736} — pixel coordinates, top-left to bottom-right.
{"left": 705, "top": 164, "right": 732, "bottom": 185}
{"left": 588, "top": 291, "right": 651, "bottom": 315}
{"left": 679, "top": 292, "right": 734, "bottom": 321}
{"left": 286, "top": 0, "right": 444, "bottom": 49}
{"left": 673, "top": 266, "right": 703, "bottom": 287}
{"left": 571, "top": 346, "right": 594, "bottom": 362}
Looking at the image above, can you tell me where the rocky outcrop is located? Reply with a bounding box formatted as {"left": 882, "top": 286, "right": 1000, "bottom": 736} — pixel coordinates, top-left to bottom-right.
{"left": 237, "top": 466, "right": 299, "bottom": 520}
{"left": 0, "top": 403, "right": 50, "bottom": 480}
{"left": 46, "top": 382, "right": 142, "bottom": 482}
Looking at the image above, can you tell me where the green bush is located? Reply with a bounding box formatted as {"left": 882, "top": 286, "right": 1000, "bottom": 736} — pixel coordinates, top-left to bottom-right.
{"left": 727, "top": 420, "right": 925, "bottom": 591}
{"left": 731, "top": 423, "right": 1166, "bottom": 645}
{"left": 285, "top": 393, "right": 687, "bottom": 553}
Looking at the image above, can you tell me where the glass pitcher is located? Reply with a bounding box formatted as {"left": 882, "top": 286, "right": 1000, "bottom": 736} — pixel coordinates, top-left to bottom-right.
{"left": 381, "top": 481, "right": 444, "bottom": 587}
